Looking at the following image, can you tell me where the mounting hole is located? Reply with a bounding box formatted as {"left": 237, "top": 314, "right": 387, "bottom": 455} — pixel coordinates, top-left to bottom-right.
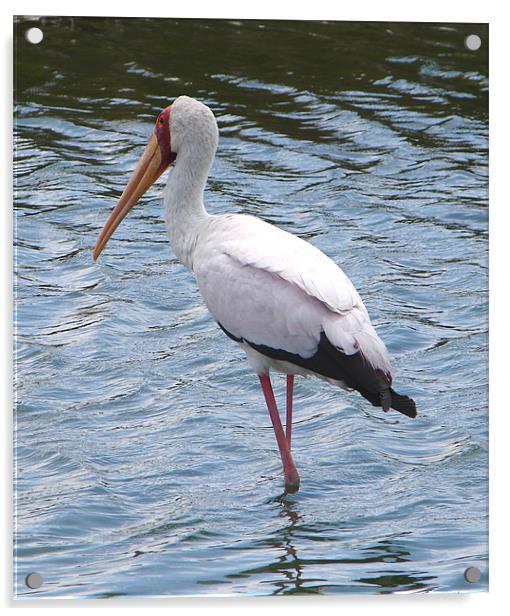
{"left": 464, "top": 566, "right": 481, "bottom": 583}
{"left": 25, "top": 572, "right": 43, "bottom": 589}
{"left": 25, "top": 27, "right": 44, "bottom": 45}
{"left": 465, "top": 34, "right": 481, "bottom": 51}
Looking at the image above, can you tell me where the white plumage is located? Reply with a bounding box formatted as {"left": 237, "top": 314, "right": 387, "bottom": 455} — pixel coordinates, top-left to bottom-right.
{"left": 192, "top": 213, "right": 391, "bottom": 378}
{"left": 163, "top": 97, "right": 391, "bottom": 380}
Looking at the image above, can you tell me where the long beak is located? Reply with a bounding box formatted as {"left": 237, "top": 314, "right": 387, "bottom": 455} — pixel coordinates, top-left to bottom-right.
{"left": 93, "top": 134, "right": 169, "bottom": 261}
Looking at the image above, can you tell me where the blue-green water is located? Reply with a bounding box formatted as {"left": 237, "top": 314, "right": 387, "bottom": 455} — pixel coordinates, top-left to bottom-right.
{"left": 14, "top": 18, "right": 488, "bottom": 597}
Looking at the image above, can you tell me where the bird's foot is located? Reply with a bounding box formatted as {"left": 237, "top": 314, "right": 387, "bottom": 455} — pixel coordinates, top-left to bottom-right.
{"left": 284, "top": 468, "right": 300, "bottom": 494}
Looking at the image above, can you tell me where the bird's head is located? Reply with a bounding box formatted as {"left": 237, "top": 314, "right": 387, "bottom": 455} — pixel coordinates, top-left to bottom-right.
{"left": 92, "top": 96, "right": 217, "bottom": 261}
{"left": 169, "top": 95, "right": 219, "bottom": 157}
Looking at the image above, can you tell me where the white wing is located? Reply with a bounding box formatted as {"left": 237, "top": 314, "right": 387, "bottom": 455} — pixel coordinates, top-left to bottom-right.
{"left": 193, "top": 214, "right": 391, "bottom": 373}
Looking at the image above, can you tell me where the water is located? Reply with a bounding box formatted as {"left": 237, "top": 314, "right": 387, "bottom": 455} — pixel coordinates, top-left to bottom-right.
{"left": 13, "top": 17, "right": 488, "bottom": 597}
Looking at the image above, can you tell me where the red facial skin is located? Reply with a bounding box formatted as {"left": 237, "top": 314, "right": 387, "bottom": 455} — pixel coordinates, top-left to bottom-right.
{"left": 155, "top": 106, "right": 176, "bottom": 170}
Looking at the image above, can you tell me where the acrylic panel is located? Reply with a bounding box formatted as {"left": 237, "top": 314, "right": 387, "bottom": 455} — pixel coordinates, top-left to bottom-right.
{"left": 13, "top": 17, "right": 488, "bottom": 598}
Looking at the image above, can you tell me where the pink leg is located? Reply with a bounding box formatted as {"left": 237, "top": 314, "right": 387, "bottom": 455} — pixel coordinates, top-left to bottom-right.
{"left": 259, "top": 375, "right": 300, "bottom": 493}
{"left": 286, "top": 374, "right": 294, "bottom": 448}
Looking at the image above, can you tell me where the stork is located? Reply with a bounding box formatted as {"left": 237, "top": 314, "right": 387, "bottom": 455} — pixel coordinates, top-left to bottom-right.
{"left": 93, "top": 96, "right": 417, "bottom": 493}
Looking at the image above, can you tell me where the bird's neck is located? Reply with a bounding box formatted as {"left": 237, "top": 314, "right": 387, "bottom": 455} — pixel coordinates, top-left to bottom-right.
{"left": 163, "top": 147, "right": 213, "bottom": 270}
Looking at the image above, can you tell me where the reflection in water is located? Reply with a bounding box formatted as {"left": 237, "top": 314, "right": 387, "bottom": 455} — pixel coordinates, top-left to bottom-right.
{"left": 271, "top": 497, "right": 304, "bottom": 595}
{"left": 245, "top": 497, "right": 438, "bottom": 595}
{"left": 14, "top": 17, "right": 487, "bottom": 597}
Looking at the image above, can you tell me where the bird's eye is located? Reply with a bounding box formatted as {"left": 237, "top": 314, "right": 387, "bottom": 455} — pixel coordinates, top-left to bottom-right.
{"left": 159, "top": 117, "right": 164, "bottom": 125}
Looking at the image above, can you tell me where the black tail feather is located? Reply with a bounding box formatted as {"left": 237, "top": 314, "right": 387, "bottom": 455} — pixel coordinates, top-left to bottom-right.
{"left": 358, "top": 387, "right": 417, "bottom": 418}
{"left": 389, "top": 388, "right": 417, "bottom": 418}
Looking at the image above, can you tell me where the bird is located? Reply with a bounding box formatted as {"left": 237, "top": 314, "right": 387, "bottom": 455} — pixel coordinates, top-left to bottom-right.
{"left": 93, "top": 95, "right": 417, "bottom": 493}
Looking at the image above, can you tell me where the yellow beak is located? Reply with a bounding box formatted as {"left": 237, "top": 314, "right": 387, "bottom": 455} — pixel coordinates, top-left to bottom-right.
{"left": 93, "top": 133, "right": 169, "bottom": 261}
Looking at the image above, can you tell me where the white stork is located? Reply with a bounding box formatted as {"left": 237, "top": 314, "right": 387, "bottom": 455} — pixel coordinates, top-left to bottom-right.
{"left": 93, "top": 96, "right": 417, "bottom": 493}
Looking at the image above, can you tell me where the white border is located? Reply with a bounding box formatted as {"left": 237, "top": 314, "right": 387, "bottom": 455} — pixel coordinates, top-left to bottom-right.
{"left": 4, "top": 1, "right": 507, "bottom": 614}
{"left": 5, "top": 0, "right": 495, "bottom": 22}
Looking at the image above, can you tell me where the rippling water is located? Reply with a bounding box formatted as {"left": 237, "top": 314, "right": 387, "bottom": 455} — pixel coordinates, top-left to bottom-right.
{"left": 14, "top": 17, "right": 488, "bottom": 597}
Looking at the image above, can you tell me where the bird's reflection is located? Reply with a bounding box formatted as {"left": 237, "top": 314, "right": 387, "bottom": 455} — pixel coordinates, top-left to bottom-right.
{"left": 270, "top": 495, "right": 304, "bottom": 595}
{"left": 243, "top": 495, "right": 438, "bottom": 595}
